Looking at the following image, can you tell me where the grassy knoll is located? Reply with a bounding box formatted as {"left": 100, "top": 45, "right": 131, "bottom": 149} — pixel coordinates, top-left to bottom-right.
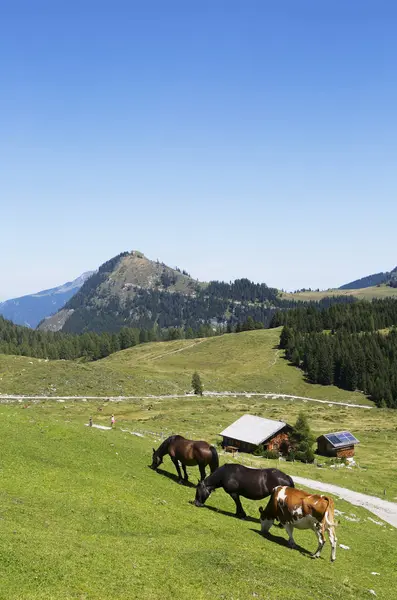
{"left": 280, "top": 284, "right": 397, "bottom": 302}
{"left": 0, "top": 329, "right": 371, "bottom": 405}
{"left": 1, "top": 402, "right": 396, "bottom": 600}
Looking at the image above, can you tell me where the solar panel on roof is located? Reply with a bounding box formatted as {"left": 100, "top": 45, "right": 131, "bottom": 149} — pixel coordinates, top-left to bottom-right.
{"left": 326, "top": 434, "right": 341, "bottom": 445}
{"left": 342, "top": 432, "right": 359, "bottom": 443}
{"left": 324, "top": 431, "right": 359, "bottom": 447}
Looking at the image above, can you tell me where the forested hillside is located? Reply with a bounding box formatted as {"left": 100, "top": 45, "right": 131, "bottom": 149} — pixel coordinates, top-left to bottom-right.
{"left": 39, "top": 251, "right": 360, "bottom": 334}
{"left": 340, "top": 266, "right": 397, "bottom": 290}
{"left": 273, "top": 299, "right": 397, "bottom": 408}
{"left": 0, "top": 315, "right": 219, "bottom": 362}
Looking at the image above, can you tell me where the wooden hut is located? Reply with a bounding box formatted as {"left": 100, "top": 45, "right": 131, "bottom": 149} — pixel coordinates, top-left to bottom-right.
{"left": 316, "top": 431, "right": 359, "bottom": 458}
{"left": 220, "top": 414, "right": 292, "bottom": 454}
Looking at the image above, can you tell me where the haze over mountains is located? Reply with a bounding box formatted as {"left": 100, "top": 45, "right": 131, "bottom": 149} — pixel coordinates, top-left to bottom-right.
{"left": 0, "top": 272, "right": 93, "bottom": 328}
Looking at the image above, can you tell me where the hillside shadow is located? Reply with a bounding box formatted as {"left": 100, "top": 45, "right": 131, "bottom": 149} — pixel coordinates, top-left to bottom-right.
{"left": 192, "top": 503, "right": 260, "bottom": 523}
{"left": 150, "top": 467, "right": 196, "bottom": 489}
{"left": 250, "top": 529, "right": 312, "bottom": 557}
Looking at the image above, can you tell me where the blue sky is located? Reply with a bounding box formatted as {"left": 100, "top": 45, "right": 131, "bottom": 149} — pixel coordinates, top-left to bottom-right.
{"left": 1, "top": 0, "right": 396, "bottom": 300}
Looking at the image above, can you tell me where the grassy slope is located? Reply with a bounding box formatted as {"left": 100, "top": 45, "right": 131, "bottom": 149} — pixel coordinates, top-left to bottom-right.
{"left": 1, "top": 403, "right": 396, "bottom": 600}
{"left": 0, "top": 329, "right": 371, "bottom": 405}
{"left": 50, "top": 393, "right": 396, "bottom": 500}
{"left": 280, "top": 284, "right": 397, "bottom": 301}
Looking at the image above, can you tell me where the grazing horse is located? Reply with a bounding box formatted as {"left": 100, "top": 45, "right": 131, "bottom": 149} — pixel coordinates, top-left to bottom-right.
{"left": 151, "top": 435, "right": 219, "bottom": 483}
{"left": 259, "top": 486, "right": 337, "bottom": 561}
{"left": 194, "top": 463, "right": 294, "bottom": 518}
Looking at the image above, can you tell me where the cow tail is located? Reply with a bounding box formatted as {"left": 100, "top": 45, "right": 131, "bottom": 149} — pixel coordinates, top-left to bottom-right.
{"left": 322, "top": 496, "right": 336, "bottom": 528}
{"left": 209, "top": 445, "right": 219, "bottom": 473}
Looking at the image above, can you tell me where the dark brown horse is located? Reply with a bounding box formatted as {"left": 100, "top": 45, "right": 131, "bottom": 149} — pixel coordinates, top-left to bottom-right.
{"left": 194, "top": 463, "right": 294, "bottom": 519}
{"left": 151, "top": 435, "right": 219, "bottom": 483}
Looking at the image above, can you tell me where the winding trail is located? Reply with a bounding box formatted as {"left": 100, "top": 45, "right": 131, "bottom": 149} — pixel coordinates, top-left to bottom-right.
{"left": 293, "top": 476, "right": 397, "bottom": 528}
{"left": 150, "top": 339, "right": 207, "bottom": 361}
{"left": 0, "top": 390, "right": 372, "bottom": 408}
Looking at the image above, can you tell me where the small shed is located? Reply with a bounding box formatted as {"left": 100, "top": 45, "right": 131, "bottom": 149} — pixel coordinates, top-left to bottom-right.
{"left": 316, "top": 431, "right": 360, "bottom": 458}
{"left": 220, "top": 414, "right": 292, "bottom": 454}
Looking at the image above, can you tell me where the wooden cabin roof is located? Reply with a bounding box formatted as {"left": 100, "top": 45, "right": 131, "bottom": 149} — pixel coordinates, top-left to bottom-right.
{"left": 220, "top": 414, "right": 289, "bottom": 445}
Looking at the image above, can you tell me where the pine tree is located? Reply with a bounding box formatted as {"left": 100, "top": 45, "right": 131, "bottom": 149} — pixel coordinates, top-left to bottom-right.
{"left": 245, "top": 316, "right": 255, "bottom": 331}
{"left": 280, "top": 326, "right": 293, "bottom": 349}
{"left": 139, "top": 329, "right": 149, "bottom": 344}
{"left": 192, "top": 371, "right": 203, "bottom": 395}
{"left": 290, "top": 412, "right": 315, "bottom": 463}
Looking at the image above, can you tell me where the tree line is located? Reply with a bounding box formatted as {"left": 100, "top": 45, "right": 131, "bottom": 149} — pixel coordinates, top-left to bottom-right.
{"left": 0, "top": 316, "right": 224, "bottom": 362}
{"left": 271, "top": 297, "right": 397, "bottom": 333}
{"left": 275, "top": 299, "right": 397, "bottom": 408}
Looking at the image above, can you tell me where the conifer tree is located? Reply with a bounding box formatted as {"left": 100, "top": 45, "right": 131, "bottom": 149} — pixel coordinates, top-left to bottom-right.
{"left": 290, "top": 412, "right": 315, "bottom": 463}
{"left": 192, "top": 371, "right": 203, "bottom": 396}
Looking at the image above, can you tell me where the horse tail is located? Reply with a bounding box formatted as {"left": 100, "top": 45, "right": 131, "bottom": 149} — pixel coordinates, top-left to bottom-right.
{"left": 209, "top": 445, "right": 219, "bottom": 473}
{"left": 288, "top": 474, "right": 295, "bottom": 488}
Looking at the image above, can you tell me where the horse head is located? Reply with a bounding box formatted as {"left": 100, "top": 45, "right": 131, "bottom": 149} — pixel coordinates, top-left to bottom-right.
{"left": 150, "top": 447, "right": 163, "bottom": 470}
{"left": 194, "top": 479, "right": 211, "bottom": 507}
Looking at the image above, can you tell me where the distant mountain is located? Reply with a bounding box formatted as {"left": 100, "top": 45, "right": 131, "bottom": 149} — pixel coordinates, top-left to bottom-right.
{"left": 38, "top": 250, "right": 361, "bottom": 335}
{"left": 0, "top": 272, "right": 94, "bottom": 328}
{"left": 39, "top": 251, "right": 292, "bottom": 333}
{"left": 340, "top": 266, "right": 397, "bottom": 290}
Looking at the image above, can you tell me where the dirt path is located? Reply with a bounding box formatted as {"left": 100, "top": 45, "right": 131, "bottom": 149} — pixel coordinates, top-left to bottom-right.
{"left": 0, "top": 390, "right": 372, "bottom": 408}
{"left": 293, "top": 476, "right": 397, "bottom": 528}
{"left": 150, "top": 338, "right": 207, "bottom": 361}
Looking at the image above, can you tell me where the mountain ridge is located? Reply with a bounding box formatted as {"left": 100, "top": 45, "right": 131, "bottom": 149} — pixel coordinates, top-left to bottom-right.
{"left": 0, "top": 271, "right": 94, "bottom": 328}
{"left": 38, "top": 250, "right": 363, "bottom": 335}
{"left": 339, "top": 266, "right": 397, "bottom": 290}
{"left": 39, "top": 251, "right": 286, "bottom": 333}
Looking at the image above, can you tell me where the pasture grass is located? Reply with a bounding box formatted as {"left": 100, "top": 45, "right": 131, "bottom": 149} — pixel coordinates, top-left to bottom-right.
{"left": 0, "top": 329, "right": 371, "bottom": 406}
{"left": 1, "top": 402, "right": 396, "bottom": 600}
{"left": 16, "top": 392, "right": 397, "bottom": 500}
{"left": 280, "top": 284, "right": 397, "bottom": 301}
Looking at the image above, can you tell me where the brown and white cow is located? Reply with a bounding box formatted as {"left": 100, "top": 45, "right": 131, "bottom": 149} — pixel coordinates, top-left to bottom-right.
{"left": 259, "top": 486, "right": 337, "bottom": 561}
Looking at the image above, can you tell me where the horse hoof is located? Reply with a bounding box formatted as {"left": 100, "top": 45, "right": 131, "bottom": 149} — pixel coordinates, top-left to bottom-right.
{"left": 178, "top": 480, "right": 184, "bottom": 485}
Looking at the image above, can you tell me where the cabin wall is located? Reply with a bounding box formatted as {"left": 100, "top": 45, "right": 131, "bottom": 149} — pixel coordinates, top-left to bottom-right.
{"left": 316, "top": 437, "right": 355, "bottom": 458}
{"left": 335, "top": 445, "right": 355, "bottom": 458}
{"left": 316, "top": 437, "right": 329, "bottom": 455}
{"left": 265, "top": 431, "right": 291, "bottom": 453}
{"left": 221, "top": 437, "right": 256, "bottom": 453}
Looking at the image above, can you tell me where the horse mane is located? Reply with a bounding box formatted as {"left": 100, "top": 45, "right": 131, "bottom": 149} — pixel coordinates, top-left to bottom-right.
{"left": 156, "top": 434, "right": 184, "bottom": 456}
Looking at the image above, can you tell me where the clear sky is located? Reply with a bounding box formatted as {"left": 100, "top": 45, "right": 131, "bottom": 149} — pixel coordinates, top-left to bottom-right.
{"left": 1, "top": 0, "right": 396, "bottom": 300}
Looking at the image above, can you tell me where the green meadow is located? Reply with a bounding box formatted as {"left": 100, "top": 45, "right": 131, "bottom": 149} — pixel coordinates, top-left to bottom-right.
{"left": 1, "top": 401, "right": 396, "bottom": 600}
{"left": 1, "top": 330, "right": 396, "bottom": 598}
{"left": 0, "top": 329, "right": 371, "bottom": 405}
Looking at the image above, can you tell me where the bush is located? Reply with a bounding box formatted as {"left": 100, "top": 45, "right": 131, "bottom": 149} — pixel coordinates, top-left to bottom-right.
{"left": 253, "top": 445, "right": 279, "bottom": 459}
{"left": 263, "top": 449, "right": 279, "bottom": 460}
{"left": 252, "top": 444, "right": 265, "bottom": 457}
{"left": 295, "top": 448, "right": 315, "bottom": 463}
{"left": 286, "top": 450, "right": 296, "bottom": 462}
